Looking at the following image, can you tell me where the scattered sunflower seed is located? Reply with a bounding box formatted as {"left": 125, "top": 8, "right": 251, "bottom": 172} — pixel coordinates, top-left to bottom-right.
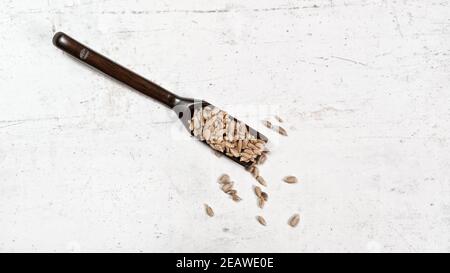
{"left": 256, "top": 176, "right": 267, "bottom": 187}
{"left": 254, "top": 186, "right": 262, "bottom": 198}
{"left": 246, "top": 165, "right": 254, "bottom": 172}
{"left": 257, "top": 153, "right": 267, "bottom": 165}
{"left": 288, "top": 214, "right": 300, "bottom": 227}
{"left": 205, "top": 204, "right": 214, "bottom": 217}
{"left": 222, "top": 183, "right": 234, "bottom": 193}
{"left": 256, "top": 215, "right": 267, "bottom": 226}
{"left": 263, "top": 120, "right": 273, "bottom": 129}
{"left": 276, "top": 126, "right": 288, "bottom": 136}
{"left": 283, "top": 176, "right": 298, "bottom": 184}
{"left": 258, "top": 198, "right": 265, "bottom": 209}
{"left": 231, "top": 194, "right": 242, "bottom": 202}
{"left": 261, "top": 192, "right": 268, "bottom": 202}
{"left": 274, "top": 115, "right": 284, "bottom": 123}
{"left": 250, "top": 165, "right": 260, "bottom": 177}
{"left": 219, "top": 174, "right": 230, "bottom": 184}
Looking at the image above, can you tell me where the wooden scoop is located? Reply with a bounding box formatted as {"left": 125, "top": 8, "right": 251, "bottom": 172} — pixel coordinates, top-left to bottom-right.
{"left": 52, "top": 32, "right": 267, "bottom": 168}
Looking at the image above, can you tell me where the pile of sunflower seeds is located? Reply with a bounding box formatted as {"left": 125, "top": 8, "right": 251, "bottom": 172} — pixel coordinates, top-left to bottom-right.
{"left": 189, "top": 106, "right": 267, "bottom": 164}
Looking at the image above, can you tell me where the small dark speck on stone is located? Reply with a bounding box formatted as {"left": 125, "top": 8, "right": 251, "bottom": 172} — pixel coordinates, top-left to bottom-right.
{"left": 222, "top": 228, "right": 229, "bottom": 232}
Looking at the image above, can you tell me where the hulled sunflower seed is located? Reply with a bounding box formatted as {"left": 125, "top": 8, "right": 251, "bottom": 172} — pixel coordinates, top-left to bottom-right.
{"left": 240, "top": 156, "right": 250, "bottom": 162}
{"left": 256, "top": 176, "right": 267, "bottom": 187}
{"left": 276, "top": 126, "right": 288, "bottom": 136}
{"left": 237, "top": 140, "right": 243, "bottom": 153}
{"left": 230, "top": 148, "right": 240, "bottom": 157}
{"left": 263, "top": 120, "right": 272, "bottom": 129}
{"left": 261, "top": 192, "right": 268, "bottom": 202}
{"left": 205, "top": 204, "right": 214, "bottom": 217}
{"left": 242, "top": 140, "right": 248, "bottom": 149}
{"left": 258, "top": 198, "right": 265, "bottom": 209}
{"left": 231, "top": 194, "right": 242, "bottom": 202}
{"left": 256, "top": 216, "right": 266, "bottom": 226}
{"left": 288, "top": 214, "right": 300, "bottom": 227}
{"left": 219, "top": 174, "right": 230, "bottom": 184}
{"left": 255, "top": 142, "right": 265, "bottom": 150}
{"left": 243, "top": 148, "right": 254, "bottom": 155}
{"left": 254, "top": 186, "right": 262, "bottom": 197}
{"left": 202, "top": 129, "right": 211, "bottom": 140}
{"left": 250, "top": 166, "right": 260, "bottom": 177}
{"left": 283, "top": 176, "right": 298, "bottom": 184}
{"left": 222, "top": 183, "right": 234, "bottom": 193}
{"left": 274, "top": 115, "right": 283, "bottom": 123}
{"left": 257, "top": 153, "right": 267, "bottom": 165}
{"left": 247, "top": 142, "right": 258, "bottom": 150}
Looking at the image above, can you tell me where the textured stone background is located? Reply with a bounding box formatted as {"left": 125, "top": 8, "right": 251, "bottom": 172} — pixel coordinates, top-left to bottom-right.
{"left": 0, "top": 0, "right": 449, "bottom": 252}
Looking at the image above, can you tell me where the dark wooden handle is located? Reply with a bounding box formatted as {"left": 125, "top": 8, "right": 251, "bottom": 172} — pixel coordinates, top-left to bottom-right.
{"left": 53, "top": 32, "right": 177, "bottom": 108}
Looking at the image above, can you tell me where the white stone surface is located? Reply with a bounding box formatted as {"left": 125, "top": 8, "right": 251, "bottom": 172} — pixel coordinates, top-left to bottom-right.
{"left": 1, "top": 0, "right": 449, "bottom": 252}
